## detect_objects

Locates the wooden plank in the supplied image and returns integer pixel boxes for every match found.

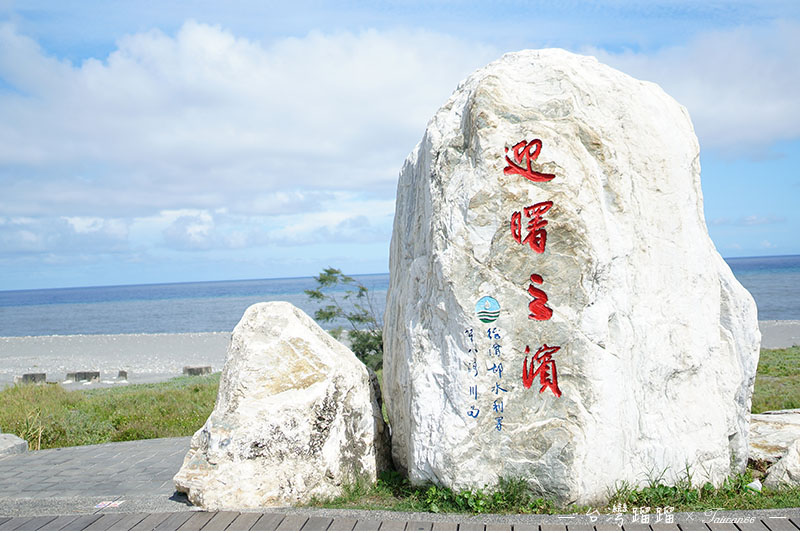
[539,526,566,532]
[456,524,485,531]
[15,516,58,531]
[378,520,407,531]
[106,513,150,531]
[328,517,357,531]
[84,514,128,531]
[59,514,102,531]
[177,512,215,531]
[762,518,798,531]
[301,516,333,531]
[202,511,241,531]
[0,517,33,531]
[225,512,262,531]
[705,521,738,531]
[406,522,432,531]
[790,518,800,531]
[352,520,381,531]
[485,525,511,531]
[250,513,287,531]
[431,523,457,531]
[276,515,309,531]
[38,516,82,531]
[673,523,707,531]
[509,525,537,532]
[621,523,650,531]
[130,512,175,531]
[594,523,623,531]
[649,522,680,531]
[744,520,769,531]
[153,512,195,531]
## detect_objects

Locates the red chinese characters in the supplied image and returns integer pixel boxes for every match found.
[527,274,552,321]
[504,139,556,182]
[511,201,553,253]
[522,344,561,397]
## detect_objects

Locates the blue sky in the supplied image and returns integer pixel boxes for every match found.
[1,1,798,290]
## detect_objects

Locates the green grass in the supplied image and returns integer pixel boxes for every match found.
[309,473,568,514]
[308,468,800,514]
[0,373,220,450]
[1,345,797,513]
[752,346,800,413]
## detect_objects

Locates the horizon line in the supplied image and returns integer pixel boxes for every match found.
[2,253,798,294]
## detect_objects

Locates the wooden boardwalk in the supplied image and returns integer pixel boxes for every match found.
[1,512,799,531]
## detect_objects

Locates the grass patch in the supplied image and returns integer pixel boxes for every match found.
[752,346,800,413]
[309,473,567,514]
[0,373,220,450]
[606,469,800,513]
[308,468,800,515]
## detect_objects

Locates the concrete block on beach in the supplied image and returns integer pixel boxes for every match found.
[117,370,128,380]
[383,48,760,505]
[20,373,46,384]
[74,371,100,382]
[183,366,211,376]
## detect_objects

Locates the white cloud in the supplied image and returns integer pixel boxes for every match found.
[0,22,496,218]
[585,20,800,152]
[0,22,495,263]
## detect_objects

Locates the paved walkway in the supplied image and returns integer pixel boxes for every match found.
[1,438,799,531]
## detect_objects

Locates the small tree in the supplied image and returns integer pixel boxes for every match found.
[305,267,383,370]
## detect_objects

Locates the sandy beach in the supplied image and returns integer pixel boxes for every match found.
[0,332,230,389]
[0,321,797,389]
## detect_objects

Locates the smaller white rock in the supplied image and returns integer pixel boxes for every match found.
[174,302,391,510]
[749,409,800,463]
[764,439,800,488]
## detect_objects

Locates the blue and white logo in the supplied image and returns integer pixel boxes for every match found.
[475,296,500,323]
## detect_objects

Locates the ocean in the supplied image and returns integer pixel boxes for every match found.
[0,255,798,338]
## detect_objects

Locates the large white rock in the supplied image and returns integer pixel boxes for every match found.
[174,302,391,509]
[383,49,760,505]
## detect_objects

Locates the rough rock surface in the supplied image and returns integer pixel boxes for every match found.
[174,302,391,509]
[764,438,800,488]
[383,49,760,505]
[0,433,28,457]
[750,409,800,463]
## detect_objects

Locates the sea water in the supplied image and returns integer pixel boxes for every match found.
[0,256,798,338]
